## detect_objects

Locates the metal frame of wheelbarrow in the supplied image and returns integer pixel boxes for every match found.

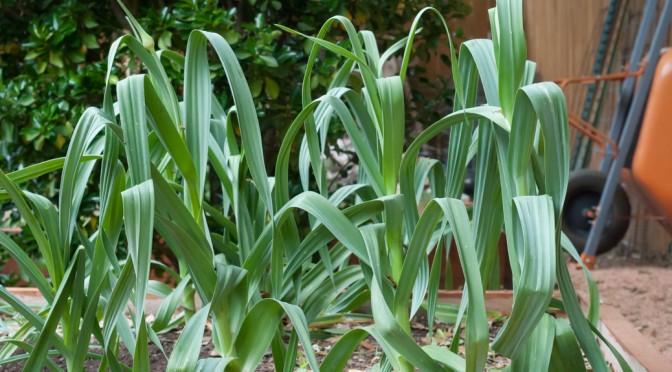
[560,0,672,269]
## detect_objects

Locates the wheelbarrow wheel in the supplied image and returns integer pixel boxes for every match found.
[562,170,631,255]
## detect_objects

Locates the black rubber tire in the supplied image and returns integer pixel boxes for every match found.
[561,170,631,255]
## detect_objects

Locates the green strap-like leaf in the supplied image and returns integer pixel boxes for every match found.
[122,180,155,327]
[152,276,191,332]
[195,357,237,371]
[275,95,384,206]
[0,166,62,286]
[278,199,384,284]
[104,30,179,123]
[234,299,319,372]
[132,318,150,372]
[58,108,108,267]
[0,232,52,301]
[492,196,556,358]
[140,75,200,212]
[369,281,452,371]
[509,313,555,371]
[117,75,152,185]
[549,317,586,372]
[460,39,500,105]
[166,303,211,372]
[440,199,489,371]
[187,30,273,214]
[511,83,569,216]
[556,249,608,371]
[400,106,507,234]
[25,248,84,370]
[154,214,216,301]
[445,40,481,200]
[0,156,99,198]
[184,32,213,208]
[210,264,248,354]
[0,340,65,371]
[72,275,105,371]
[302,265,364,322]
[495,0,527,121]
[0,287,69,358]
[378,76,405,196]
[276,192,369,263]
[560,234,599,325]
[398,7,462,102]
[320,329,370,372]
[471,124,504,287]
[103,261,136,350]
[422,344,466,371]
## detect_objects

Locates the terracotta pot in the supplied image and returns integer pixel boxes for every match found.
[0,230,179,286]
[443,233,512,290]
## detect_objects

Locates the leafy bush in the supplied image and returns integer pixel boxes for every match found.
[0,0,637,371]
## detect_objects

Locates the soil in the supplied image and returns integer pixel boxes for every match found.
[4,250,670,370]
[569,251,672,360]
[0,329,212,371]
[0,317,509,371]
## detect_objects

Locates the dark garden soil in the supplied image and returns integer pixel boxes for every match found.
[1,329,210,371]
[0,316,510,371]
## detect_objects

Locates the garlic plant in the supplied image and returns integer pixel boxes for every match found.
[0,0,632,371]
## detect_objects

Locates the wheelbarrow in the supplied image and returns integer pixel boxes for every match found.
[558,0,672,269]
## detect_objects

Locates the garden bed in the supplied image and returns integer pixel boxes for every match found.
[0,318,508,371]
[0,288,508,371]
[3,286,668,371]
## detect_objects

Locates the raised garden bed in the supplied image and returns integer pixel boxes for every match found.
[3,287,667,370]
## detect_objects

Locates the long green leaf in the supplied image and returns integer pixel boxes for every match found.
[495,0,527,120]
[0,156,99,196]
[234,299,319,372]
[378,76,405,195]
[0,232,52,300]
[187,31,272,213]
[58,108,107,267]
[117,76,152,185]
[133,318,150,372]
[492,196,556,358]
[369,281,452,371]
[122,180,155,327]
[0,166,62,285]
[103,261,136,349]
[510,313,555,371]
[320,329,370,372]
[549,318,586,372]
[25,248,84,370]
[0,287,69,357]
[439,199,489,371]
[166,304,211,372]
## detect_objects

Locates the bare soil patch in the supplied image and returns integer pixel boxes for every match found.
[570,253,672,360]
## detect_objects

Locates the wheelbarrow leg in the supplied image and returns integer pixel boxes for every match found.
[582,0,672,269]
[599,0,657,173]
